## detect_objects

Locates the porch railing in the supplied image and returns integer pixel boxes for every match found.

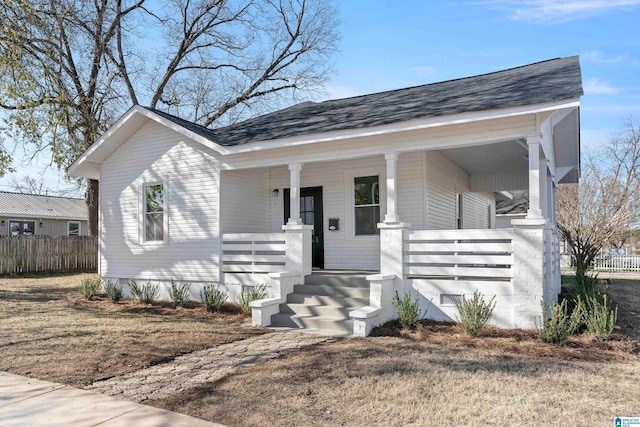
[221,233,286,277]
[404,229,514,280]
[593,255,640,272]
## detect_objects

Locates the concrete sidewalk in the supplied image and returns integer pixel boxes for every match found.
[0,372,224,427]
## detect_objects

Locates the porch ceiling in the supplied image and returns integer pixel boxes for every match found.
[440,140,528,175]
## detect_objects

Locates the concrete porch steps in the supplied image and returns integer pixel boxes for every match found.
[269,271,373,336]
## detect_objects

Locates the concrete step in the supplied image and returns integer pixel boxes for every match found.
[270,313,354,335]
[279,302,356,318]
[293,284,370,299]
[269,271,374,336]
[304,271,372,288]
[285,293,369,308]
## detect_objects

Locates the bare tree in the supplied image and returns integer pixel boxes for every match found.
[0,0,339,234]
[557,119,640,277]
[9,175,82,197]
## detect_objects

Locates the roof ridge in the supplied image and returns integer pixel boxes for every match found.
[317,56,571,104]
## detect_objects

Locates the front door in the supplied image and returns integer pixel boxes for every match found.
[284,186,324,269]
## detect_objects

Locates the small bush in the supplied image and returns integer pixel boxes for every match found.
[80,275,101,300]
[568,274,600,305]
[392,291,426,330]
[455,290,496,336]
[539,298,584,345]
[103,280,123,303]
[129,279,159,304]
[201,283,228,312]
[239,284,269,314]
[584,294,618,340]
[168,278,191,308]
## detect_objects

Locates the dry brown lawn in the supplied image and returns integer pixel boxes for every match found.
[0,274,267,387]
[152,278,640,427]
[155,335,640,427]
[2,274,640,426]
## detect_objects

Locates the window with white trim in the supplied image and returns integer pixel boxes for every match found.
[354,175,380,235]
[144,184,164,241]
[68,221,80,236]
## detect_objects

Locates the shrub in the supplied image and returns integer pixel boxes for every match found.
[103,280,123,303]
[584,294,618,340]
[80,274,101,300]
[568,274,600,305]
[539,298,584,345]
[201,283,228,312]
[455,290,496,336]
[168,278,191,308]
[239,284,269,314]
[129,279,159,304]
[392,291,426,330]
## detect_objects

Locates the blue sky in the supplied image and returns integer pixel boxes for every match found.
[1,0,639,195]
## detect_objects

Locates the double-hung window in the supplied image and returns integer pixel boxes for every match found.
[354,175,380,236]
[144,184,164,241]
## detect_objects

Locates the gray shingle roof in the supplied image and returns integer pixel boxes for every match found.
[146,56,582,147]
[0,192,88,220]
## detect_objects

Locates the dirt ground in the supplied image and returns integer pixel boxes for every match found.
[152,277,640,427]
[155,336,640,427]
[599,278,640,342]
[0,274,267,387]
[2,273,639,426]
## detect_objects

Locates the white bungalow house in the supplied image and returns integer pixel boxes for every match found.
[69,56,582,336]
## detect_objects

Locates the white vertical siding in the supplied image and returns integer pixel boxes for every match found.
[220,169,270,233]
[100,120,221,282]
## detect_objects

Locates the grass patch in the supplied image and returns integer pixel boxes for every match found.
[0,274,267,387]
[153,336,640,427]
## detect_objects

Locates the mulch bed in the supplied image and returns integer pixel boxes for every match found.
[62,295,248,321]
[372,319,639,362]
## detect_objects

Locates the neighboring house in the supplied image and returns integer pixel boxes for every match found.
[0,192,89,237]
[495,190,528,228]
[69,56,582,335]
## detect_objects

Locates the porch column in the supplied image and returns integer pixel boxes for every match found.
[287,163,302,225]
[547,175,556,226]
[384,152,400,224]
[526,136,543,219]
[539,159,549,220]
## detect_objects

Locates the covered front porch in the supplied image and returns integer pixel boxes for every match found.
[217,107,578,335]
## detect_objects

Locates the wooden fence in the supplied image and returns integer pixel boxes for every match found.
[0,235,98,275]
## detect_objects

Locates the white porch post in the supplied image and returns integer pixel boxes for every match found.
[354,152,410,336]
[526,136,543,219]
[287,163,302,225]
[384,152,399,224]
[511,135,548,328]
[539,159,549,220]
[282,162,312,282]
